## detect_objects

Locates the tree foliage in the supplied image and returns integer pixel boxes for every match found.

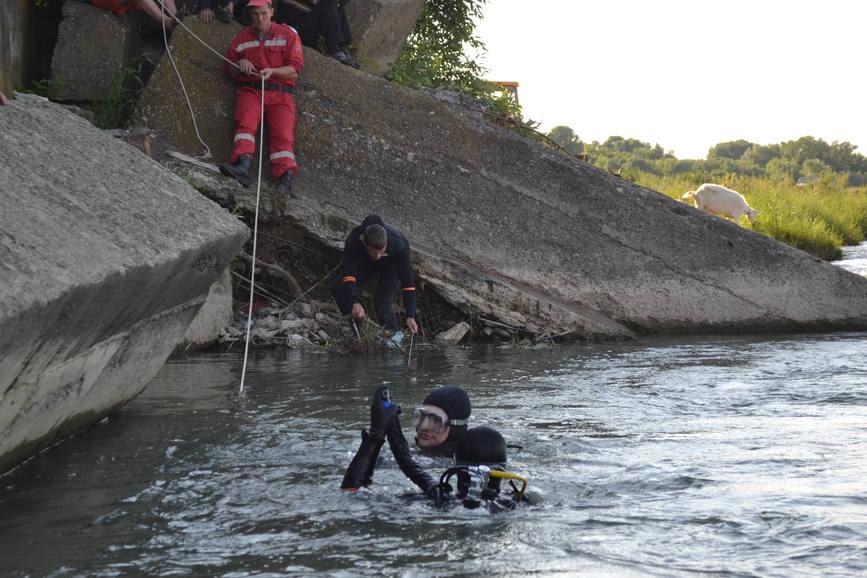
[388,0,487,92]
[548,124,867,186]
[547,126,583,154]
[387,0,523,122]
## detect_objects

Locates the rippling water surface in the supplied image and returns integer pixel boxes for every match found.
[2,330,867,577]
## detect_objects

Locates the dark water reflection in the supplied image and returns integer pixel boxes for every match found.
[2,333,867,577]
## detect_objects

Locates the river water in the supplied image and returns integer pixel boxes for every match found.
[2,249,866,577]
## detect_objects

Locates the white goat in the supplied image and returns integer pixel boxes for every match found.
[681,183,762,225]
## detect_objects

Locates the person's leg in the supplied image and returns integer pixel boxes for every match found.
[264,92,298,179]
[219,87,261,186]
[316,0,358,67]
[313,0,344,54]
[135,0,176,29]
[373,264,400,331]
[337,2,352,46]
[230,88,263,162]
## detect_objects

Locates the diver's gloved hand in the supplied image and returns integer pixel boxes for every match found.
[369,384,399,440]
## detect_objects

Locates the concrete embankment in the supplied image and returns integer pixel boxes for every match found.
[0,97,249,474]
[134,25,867,340]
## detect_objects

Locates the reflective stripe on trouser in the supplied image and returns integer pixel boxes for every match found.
[230,86,298,178]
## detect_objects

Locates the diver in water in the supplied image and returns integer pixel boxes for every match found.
[409,385,471,458]
[341,385,529,511]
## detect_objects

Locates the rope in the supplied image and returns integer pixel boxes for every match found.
[404,332,415,383]
[160,0,212,159]
[154,4,270,394]
[161,3,244,71]
[239,74,267,395]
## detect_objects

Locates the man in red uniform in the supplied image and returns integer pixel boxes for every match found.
[219,0,303,196]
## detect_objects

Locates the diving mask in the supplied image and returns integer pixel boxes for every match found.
[412,405,467,434]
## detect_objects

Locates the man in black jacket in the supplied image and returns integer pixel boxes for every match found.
[331,215,419,337]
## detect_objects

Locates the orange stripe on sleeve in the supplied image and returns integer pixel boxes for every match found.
[402,287,416,291]
[342,276,357,283]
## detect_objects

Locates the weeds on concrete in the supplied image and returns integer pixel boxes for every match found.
[94,59,147,129]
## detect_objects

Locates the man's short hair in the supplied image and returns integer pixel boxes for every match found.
[363,224,387,250]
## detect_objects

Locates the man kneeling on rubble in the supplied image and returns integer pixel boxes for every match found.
[219,0,303,196]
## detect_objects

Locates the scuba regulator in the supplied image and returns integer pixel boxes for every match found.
[434,464,528,509]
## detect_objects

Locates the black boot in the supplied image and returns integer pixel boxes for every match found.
[219,154,252,187]
[277,170,294,196]
[328,49,360,69]
[341,430,385,490]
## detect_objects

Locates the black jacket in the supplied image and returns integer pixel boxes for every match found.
[338,215,417,318]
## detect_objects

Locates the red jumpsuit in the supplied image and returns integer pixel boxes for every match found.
[224,23,304,178]
[88,0,141,14]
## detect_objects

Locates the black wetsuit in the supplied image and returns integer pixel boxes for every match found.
[330,215,417,331]
[343,420,525,512]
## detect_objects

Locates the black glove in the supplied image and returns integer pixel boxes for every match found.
[369,384,399,439]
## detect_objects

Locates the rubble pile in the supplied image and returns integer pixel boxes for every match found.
[218,299,406,352]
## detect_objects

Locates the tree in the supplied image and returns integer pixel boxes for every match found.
[603,136,649,154]
[388,0,488,93]
[707,139,753,160]
[547,125,584,154]
[766,157,799,181]
[802,158,832,176]
[741,143,779,167]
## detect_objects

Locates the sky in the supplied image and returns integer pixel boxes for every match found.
[474,0,866,160]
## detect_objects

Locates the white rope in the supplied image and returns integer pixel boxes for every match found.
[159,10,211,158]
[161,3,244,71]
[239,74,267,395]
[154,3,267,394]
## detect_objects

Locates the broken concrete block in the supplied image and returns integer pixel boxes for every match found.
[51,1,142,102]
[434,321,470,345]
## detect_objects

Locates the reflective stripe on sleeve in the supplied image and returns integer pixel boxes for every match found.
[402,287,416,291]
[236,40,261,52]
[342,276,357,283]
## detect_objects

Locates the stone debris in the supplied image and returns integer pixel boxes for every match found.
[434,321,470,345]
[217,298,394,352]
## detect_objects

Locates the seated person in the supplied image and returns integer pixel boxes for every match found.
[341,385,529,512]
[275,0,359,68]
[196,0,248,23]
[89,0,179,30]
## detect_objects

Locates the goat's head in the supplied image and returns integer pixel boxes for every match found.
[746,208,763,224]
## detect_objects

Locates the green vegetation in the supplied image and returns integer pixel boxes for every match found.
[545,126,867,261]
[630,173,867,261]
[18,77,65,98]
[388,0,524,125]
[387,0,866,262]
[557,133,867,187]
[93,59,148,129]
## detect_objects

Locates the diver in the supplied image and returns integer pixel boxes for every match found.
[409,385,471,458]
[341,385,529,511]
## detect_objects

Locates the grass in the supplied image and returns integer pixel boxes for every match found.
[93,59,147,129]
[632,173,867,260]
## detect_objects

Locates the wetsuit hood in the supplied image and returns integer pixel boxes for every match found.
[419,386,471,449]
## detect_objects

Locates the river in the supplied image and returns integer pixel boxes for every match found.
[1,248,866,577]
